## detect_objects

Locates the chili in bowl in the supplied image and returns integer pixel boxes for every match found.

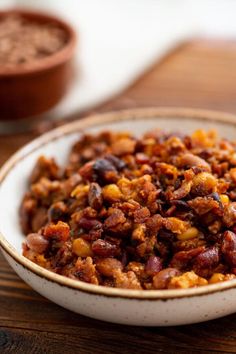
[1,108,236,325]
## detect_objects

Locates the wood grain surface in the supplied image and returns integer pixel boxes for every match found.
[1,39,236,353]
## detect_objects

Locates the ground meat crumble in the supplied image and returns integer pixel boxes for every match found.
[20,128,236,289]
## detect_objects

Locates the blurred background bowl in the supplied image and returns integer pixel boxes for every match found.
[0,9,76,121]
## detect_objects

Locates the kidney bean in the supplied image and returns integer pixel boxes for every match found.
[88,183,103,210]
[222,230,236,267]
[48,201,67,222]
[92,239,119,257]
[145,256,162,276]
[79,161,94,181]
[104,154,126,170]
[223,203,236,227]
[170,247,205,269]
[158,229,175,242]
[194,246,219,269]
[93,158,118,184]
[178,153,210,171]
[26,233,49,253]
[104,209,126,229]
[78,218,102,231]
[153,268,181,289]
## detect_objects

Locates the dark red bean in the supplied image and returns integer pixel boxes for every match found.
[88,183,103,210]
[145,256,162,276]
[104,154,126,170]
[92,239,119,257]
[78,218,102,231]
[79,161,94,181]
[48,201,67,222]
[222,230,236,267]
[194,246,219,268]
[104,209,126,229]
[88,228,103,241]
[170,247,205,269]
[153,268,181,289]
[93,158,118,183]
[26,233,49,253]
[178,153,210,171]
[158,229,175,242]
[135,153,149,164]
[223,203,236,227]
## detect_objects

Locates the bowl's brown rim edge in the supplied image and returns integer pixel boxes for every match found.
[1,106,236,300]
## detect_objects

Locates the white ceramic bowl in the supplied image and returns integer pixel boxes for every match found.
[1,107,236,326]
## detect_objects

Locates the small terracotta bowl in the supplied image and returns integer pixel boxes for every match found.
[1,107,236,326]
[0,9,76,121]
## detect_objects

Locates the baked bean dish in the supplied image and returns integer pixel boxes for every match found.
[20,129,236,289]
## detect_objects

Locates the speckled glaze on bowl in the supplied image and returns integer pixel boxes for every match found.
[1,107,236,326]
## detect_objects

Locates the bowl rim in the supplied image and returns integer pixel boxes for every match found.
[2,106,236,300]
[0,9,76,77]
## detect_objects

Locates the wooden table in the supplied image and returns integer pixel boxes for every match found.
[1,39,236,353]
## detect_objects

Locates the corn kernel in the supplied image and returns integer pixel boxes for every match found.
[72,238,92,257]
[144,138,156,145]
[71,185,89,198]
[209,273,225,284]
[132,224,146,242]
[191,129,217,148]
[220,194,229,206]
[192,172,217,195]
[36,254,47,267]
[168,271,208,289]
[117,177,132,195]
[143,138,156,156]
[198,277,208,286]
[102,184,123,202]
[224,274,236,281]
[164,217,189,234]
[177,227,199,241]
[230,153,236,165]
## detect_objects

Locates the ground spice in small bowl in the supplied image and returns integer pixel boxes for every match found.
[0,10,75,121]
[0,14,68,67]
